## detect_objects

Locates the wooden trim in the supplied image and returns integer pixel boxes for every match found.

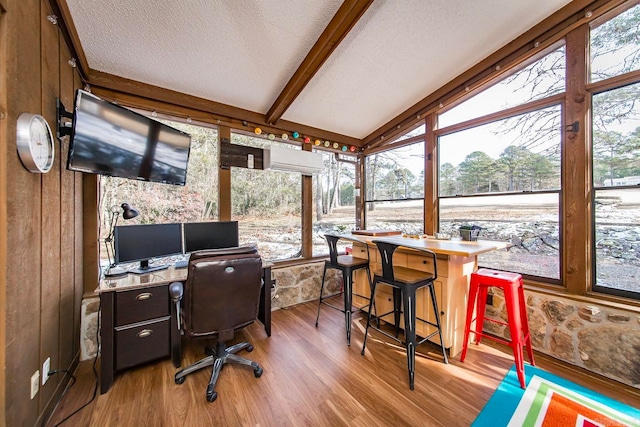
[424,115,437,235]
[355,154,363,230]
[218,126,231,221]
[50,0,89,79]
[361,0,625,148]
[586,68,640,93]
[301,144,313,258]
[434,93,566,136]
[0,2,7,422]
[265,0,373,124]
[363,134,426,156]
[40,2,62,406]
[364,132,426,153]
[58,33,78,381]
[82,174,99,294]
[87,74,361,147]
[588,0,640,27]
[563,25,591,296]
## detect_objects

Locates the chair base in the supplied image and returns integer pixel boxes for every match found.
[175,340,263,402]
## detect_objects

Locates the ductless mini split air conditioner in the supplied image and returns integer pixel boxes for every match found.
[263,145,323,175]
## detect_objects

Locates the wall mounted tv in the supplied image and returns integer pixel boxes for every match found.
[66,89,192,185]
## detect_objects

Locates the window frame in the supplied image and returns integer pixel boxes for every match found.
[588,80,640,299]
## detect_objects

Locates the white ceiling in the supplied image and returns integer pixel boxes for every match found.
[64,0,572,140]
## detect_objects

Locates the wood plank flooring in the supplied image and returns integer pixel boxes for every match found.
[46,297,640,426]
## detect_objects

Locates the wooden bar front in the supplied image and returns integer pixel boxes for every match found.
[347,234,510,357]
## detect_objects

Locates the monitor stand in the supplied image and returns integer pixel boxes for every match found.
[104,265,128,278]
[128,259,169,275]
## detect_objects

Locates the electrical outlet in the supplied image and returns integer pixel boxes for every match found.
[42,357,51,385]
[30,371,39,399]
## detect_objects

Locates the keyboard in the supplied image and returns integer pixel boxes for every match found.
[174,260,189,269]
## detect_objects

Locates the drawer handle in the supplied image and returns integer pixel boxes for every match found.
[137,329,153,338]
[136,292,152,301]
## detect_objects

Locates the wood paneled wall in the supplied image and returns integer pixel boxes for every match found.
[1,0,84,425]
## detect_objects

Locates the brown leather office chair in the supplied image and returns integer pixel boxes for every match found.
[171,246,264,402]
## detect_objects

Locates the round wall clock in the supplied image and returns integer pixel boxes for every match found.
[16,113,55,173]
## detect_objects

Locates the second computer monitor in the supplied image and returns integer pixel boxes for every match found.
[183,221,239,253]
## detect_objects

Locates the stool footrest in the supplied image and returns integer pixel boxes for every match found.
[319,300,371,314]
[364,320,443,349]
[469,330,532,347]
[468,330,511,347]
[471,316,509,328]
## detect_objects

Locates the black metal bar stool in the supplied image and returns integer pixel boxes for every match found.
[361,240,448,390]
[315,234,373,346]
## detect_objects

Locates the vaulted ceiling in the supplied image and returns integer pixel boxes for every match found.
[57,0,574,148]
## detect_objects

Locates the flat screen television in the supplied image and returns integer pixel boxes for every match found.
[66,89,192,185]
[114,223,183,274]
[183,221,239,253]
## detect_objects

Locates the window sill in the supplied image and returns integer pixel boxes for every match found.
[524,280,640,313]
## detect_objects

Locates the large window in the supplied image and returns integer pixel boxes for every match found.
[437,48,564,281]
[313,151,357,256]
[590,4,640,298]
[365,139,425,234]
[100,119,219,266]
[439,46,565,128]
[230,134,302,261]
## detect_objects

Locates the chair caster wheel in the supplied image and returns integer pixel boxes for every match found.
[175,376,186,385]
[254,367,263,378]
[246,345,254,352]
[206,384,217,402]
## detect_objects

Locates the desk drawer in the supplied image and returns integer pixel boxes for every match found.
[115,286,169,326]
[115,317,170,370]
[406,253,448,278]
[352,243,369,260]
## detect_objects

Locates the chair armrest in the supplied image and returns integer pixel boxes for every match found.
[169,282,184,329]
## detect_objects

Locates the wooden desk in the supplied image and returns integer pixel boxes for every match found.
[343,234,509,357]
[96,264,272,394]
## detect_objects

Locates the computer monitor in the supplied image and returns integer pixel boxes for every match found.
[114,223,183,273]
[183,221,239,253]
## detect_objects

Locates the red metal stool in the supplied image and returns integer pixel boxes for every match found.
[460,268,535,389]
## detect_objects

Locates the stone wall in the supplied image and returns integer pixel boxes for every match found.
[270,261,341,309]
[482,289,640,388]
[80,296,100,361]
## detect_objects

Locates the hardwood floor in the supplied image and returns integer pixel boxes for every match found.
[47,297,640,426]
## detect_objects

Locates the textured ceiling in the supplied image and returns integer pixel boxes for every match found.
[64,0,572,140]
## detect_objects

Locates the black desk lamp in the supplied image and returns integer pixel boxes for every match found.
[104,202,139,277]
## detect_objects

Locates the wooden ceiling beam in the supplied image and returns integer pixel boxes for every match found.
[264,0,374,125]
[360,0,625,149]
